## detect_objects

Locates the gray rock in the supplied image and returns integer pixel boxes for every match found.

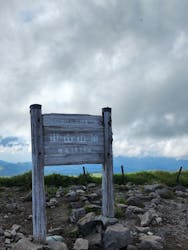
[55,186,64,198]
[6,203,17,212]
[4,230,11,238]
[71,185,86,191]
[127,205,145,214]
[73,238,89,250]
[0,227,4,236]
[11,224,21,232]
[23,191,32,202]
[47,198,58,208]
[48,241,68,250]
[46,235,64,243]
[103,223,132,250]
[48,227,64,235]
[141,210,158,227]
[95,215,118,228]
[76,189,86,195]
[66,191,79,202]
[139,235,163,250]
[144,184,164,193]
[77,212,97,236]
[87,183,96,189]
[70,208,86,223]
[156,188,173,199]
[5,238,11,244]
[135,226,150,233]
[126,197,144,208]
[124,210,141,227]
[116,203,128,210]
[85,233,102,248]
[127,245,138,250]
[175,190,188,197]
[70,201,84,209]
[87,193,98,201]
[13,238,44,250]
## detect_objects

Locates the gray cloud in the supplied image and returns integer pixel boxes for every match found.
[0,0,188,159]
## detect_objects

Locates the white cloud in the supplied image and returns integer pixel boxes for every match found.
[0,0,188,161]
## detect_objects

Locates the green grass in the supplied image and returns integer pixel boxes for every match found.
[0,170,188,189]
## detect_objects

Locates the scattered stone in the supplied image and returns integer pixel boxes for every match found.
[116,203,128,209]
[95,215,118,228]
[13,238,44,250]
[5,238,11,244]
[84,204,101,213]
[141,210,158,227]
[70,208,86,223]
[71,201,84,209]
[85,233,102,248]
[6,203,17,212]
[11,224,21,232]
[87,183,96,189]
[156,188,173,199]
[0,227,4,236]
[23,191,32,202]
[103,223,132,250]
[48,241,68,250]
[127,245,138,250]
[73,238,89,250]
[144,184,164,193]
[47,198,58,208]
[135,226,150,233]
[46,235,64,243]
[139,234,163,250]
[175,190,188,197]
[4,230,11,238]
[28,214,33,220]
[76,189,86,195]
[126,197,144,208]
[127,205,145,214]
[55,186,64,198]
[66,191,79,202]
[48,227,64,235]
[124,210,141,227]
[77,212,97,236]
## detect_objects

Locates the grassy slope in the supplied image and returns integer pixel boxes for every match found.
[0,170,188,189]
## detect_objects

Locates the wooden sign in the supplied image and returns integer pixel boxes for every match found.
[30,104,114,243]
[43,114,104,165]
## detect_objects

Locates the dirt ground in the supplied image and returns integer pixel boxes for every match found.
[0,185,188,249]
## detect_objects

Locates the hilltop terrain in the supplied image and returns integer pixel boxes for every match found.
[0,172,188,249]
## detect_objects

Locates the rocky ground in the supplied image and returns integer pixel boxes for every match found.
[0,182,188,249]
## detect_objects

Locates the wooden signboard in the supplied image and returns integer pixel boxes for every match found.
[30,104,114,242]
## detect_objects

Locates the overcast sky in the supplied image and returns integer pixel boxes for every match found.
[0,0,188,162]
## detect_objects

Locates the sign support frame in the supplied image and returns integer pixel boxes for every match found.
[30,104,114,242]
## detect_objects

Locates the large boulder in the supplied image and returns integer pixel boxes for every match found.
[103,223,132,250]
[156,188,173,199]
[73,238,89,250]
[77,212,97,236]
[126,197,144,208]
[138,235,163,250]
[70,208,86,223]
[13,238,45,250]
[48,241,68,250]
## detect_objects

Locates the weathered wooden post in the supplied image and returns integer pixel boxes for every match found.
[102,107,114,217]
[30,104,46,242]
[121,165,125,184]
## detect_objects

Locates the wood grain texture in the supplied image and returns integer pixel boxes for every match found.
[43,120,104,165]
[102,107,114,218]
[43,114,103,129]
[30,104,46,242]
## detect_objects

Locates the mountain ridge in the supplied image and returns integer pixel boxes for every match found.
[0,156,188,177]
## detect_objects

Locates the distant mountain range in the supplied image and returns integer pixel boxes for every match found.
[0,157,188,177]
